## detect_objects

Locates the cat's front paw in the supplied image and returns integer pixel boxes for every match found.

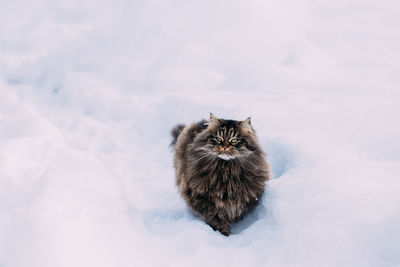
[209,222,231,236]
[218,226,231,236]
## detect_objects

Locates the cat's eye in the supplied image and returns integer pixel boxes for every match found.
[231,139,238,143]
[215,137,223,142]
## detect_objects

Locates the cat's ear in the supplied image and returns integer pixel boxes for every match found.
[239,117,254,134]
[209,113,220,126]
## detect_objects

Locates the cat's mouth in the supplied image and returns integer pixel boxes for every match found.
[217,154,236,161]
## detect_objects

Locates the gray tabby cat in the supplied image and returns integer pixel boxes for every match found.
[171,113,270,236]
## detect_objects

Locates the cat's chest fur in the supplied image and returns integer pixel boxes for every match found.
[185,158,256,223]
[188,158,254,205]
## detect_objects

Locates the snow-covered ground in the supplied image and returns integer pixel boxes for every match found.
[1,0,400,266]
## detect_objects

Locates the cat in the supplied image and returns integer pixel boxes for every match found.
[171,113,270,236]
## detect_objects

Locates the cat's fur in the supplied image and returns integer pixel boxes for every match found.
[171,113,270,236]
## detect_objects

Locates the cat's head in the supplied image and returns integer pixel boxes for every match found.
[196,113,259,161]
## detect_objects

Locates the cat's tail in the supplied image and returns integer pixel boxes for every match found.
[170,124,185,147]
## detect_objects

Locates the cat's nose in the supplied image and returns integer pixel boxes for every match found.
[219,145,229,151]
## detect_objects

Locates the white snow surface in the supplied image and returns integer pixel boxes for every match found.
[1,0,400,266]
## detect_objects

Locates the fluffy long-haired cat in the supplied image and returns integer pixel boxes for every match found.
[171,113,270,236]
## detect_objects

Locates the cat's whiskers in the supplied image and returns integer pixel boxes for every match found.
[190,151,216,166]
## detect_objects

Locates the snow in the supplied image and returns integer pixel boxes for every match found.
[1,0,400,266]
